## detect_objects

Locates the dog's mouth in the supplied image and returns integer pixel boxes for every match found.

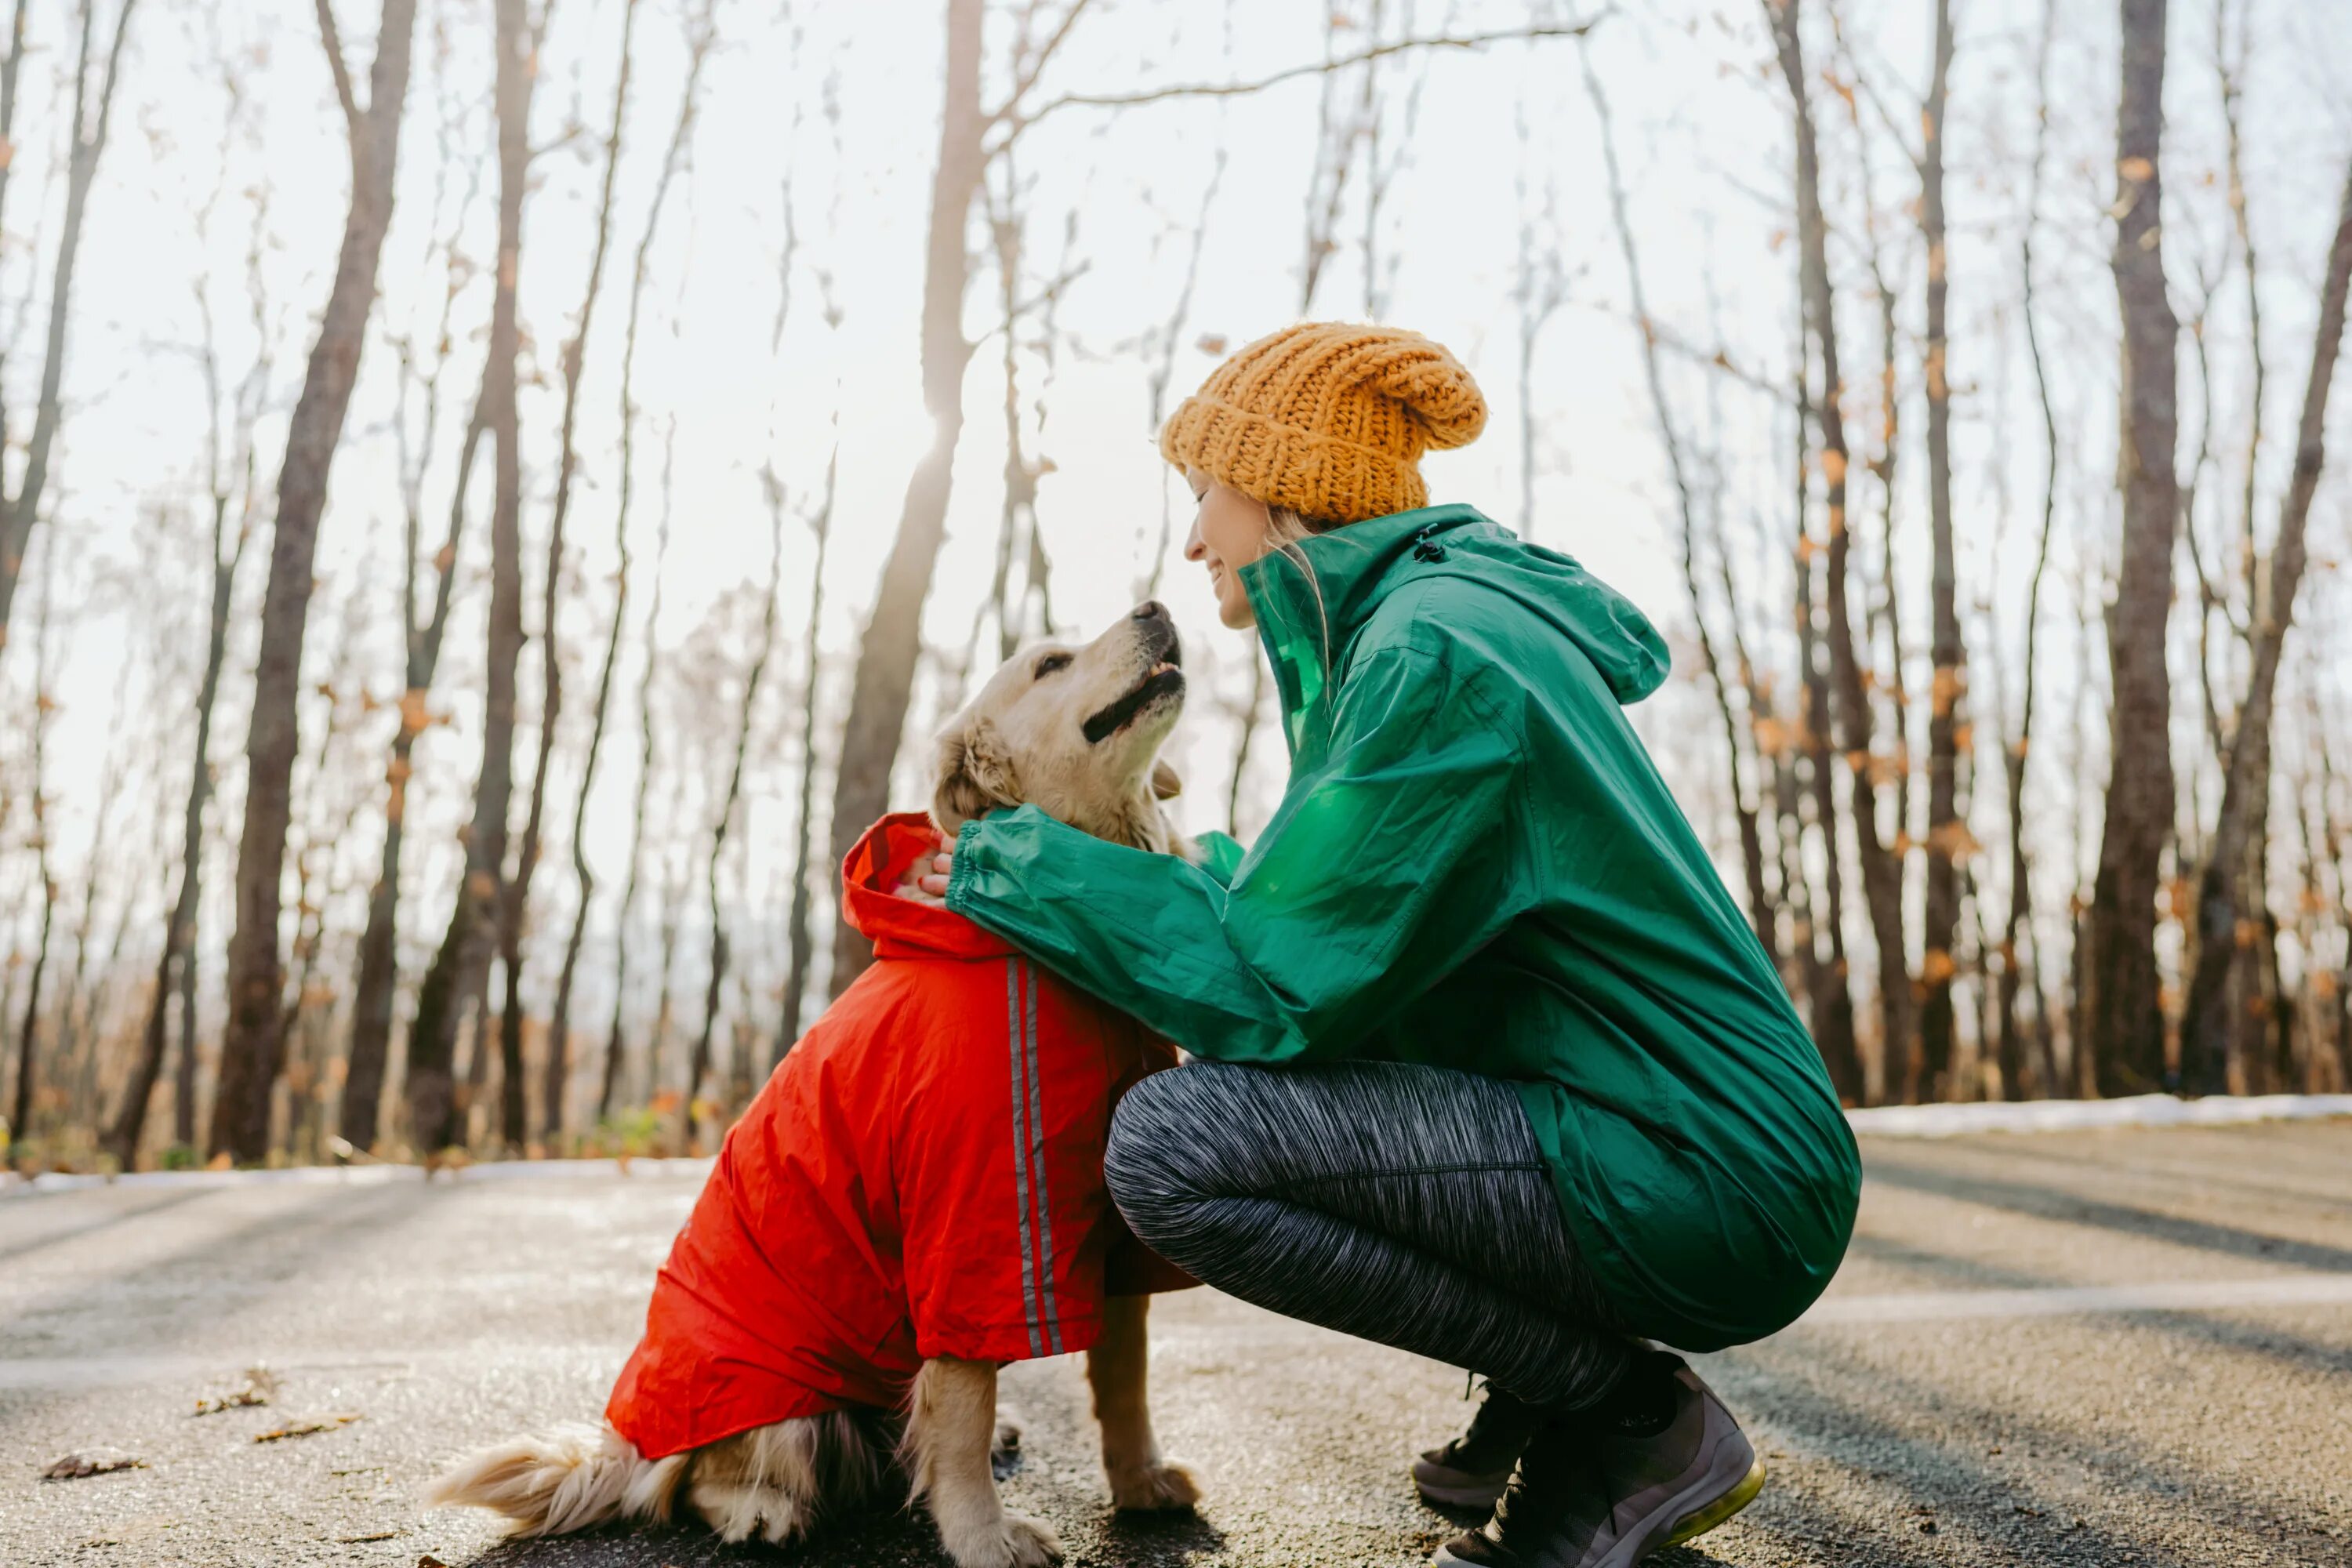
[1083,652,1185,746]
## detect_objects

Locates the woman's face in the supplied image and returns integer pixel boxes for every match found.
[1182,466,1275,629]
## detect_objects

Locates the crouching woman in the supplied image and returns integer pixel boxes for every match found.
[916,323,1861,1568]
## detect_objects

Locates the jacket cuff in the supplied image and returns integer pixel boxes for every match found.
[944,820,991,913]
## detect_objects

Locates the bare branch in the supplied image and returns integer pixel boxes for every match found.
[314,0,363,138]
[982,0,1096,133]
[992,15,1608,155]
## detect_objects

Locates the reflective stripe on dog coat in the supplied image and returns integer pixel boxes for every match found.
[603,813,1192,1461]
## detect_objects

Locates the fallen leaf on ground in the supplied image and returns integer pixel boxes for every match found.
[42,1448,147,1479]
[418,1555,450,1567]
[253,1412,363,1443]
[194,1363,279,1415]
[337,1530,400,1543]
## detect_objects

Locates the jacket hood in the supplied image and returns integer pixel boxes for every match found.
[842,813,1016,962]
[1239,505,1670,710]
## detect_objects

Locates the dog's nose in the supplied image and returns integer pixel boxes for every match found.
[1132,600,1168,624]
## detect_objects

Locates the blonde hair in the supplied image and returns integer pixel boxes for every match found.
[1261,506,1340,675]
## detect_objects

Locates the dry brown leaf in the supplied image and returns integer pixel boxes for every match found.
[253,1412,362,1443]
[2118,155,2155,183]
[194,1364,278,1416]
[42,1448,146,1480]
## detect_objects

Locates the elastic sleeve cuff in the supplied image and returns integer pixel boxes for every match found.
[944,819,992,913]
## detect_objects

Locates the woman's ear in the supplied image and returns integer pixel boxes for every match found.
[1150,758,1183,800]
[931,719,1019,833]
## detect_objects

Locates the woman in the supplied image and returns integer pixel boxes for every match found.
[911,323,1860,1567]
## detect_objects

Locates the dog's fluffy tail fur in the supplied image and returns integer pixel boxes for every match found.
[425,1422,688,1537]
[428,1411,895,1546]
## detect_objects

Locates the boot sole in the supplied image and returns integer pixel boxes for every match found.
[1662,1454,1765,1548]
[1415,1475,1511,1512]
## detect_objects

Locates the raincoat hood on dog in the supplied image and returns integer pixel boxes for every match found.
[948,506,1860,1355]
[604,815,1190,1461]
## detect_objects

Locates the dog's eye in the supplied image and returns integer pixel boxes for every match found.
[1033,652,1073,679]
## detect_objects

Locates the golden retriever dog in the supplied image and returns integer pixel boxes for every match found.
[428,602,1197,1567]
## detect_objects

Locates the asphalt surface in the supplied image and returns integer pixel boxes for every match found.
[4,1122,2349,1567]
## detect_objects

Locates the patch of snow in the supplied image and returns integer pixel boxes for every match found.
[1847,1091,2352,1138]
[0,1155,714,1200]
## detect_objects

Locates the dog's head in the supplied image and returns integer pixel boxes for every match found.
[931,601,1188,854]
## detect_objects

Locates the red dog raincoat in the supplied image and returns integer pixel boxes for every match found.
[604,814,1192,1460]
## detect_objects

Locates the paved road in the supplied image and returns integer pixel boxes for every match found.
[5,1122,2349,1567]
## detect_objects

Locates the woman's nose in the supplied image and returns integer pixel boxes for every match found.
[1183,517,1205,561]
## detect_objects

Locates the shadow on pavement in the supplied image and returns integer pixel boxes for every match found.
[457,1502,1226,1567]
[1862,1155,2352,1274]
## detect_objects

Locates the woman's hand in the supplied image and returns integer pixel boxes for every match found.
[893,827,956,906]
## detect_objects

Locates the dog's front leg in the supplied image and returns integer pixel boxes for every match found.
[1088,1294,1201,1510]
[906,1358,1062,1568]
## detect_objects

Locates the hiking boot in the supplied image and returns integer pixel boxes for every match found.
[1413,1384,1553,1511]
[1430,1356,1764,1566]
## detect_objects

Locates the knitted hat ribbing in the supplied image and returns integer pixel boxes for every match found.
[1159,322,1488,524]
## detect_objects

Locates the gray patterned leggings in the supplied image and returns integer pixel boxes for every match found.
[1103,1058,1636,1409]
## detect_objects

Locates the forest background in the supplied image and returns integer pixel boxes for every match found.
[3,0,2350,1171]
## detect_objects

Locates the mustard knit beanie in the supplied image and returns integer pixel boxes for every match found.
[1159,322,1488,524]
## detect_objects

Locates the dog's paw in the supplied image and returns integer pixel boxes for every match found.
[991,1414,1023,1459]
[1109,1458,1202,1512]
[945,1512,1062,1568]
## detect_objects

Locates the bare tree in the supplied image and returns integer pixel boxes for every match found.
[596,7,713,1126]
[601,431,675,1124]
[689,492,784,1127]
[775,439,837,1060]
[340,63,493,1152]
[2079,0,2182,1098]
[506,0,641,1148]
[2179,160,2352,1094]
[1766,0,1915,1096]
[212,0,421,1163]
[824,0,989,993]
[107,73,270,1166]
[8,559,58,1149]
[405,0,539,1155]
[1914,0,1969,1100]
[1580,42,1777,971]
[1994,0,2064,1103]
[0,0,140,648]
[539,0,650,1145]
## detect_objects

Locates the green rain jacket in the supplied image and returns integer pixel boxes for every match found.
[946,504,1860,1351]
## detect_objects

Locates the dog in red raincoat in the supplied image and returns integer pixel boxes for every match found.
[430,605,1200,1566]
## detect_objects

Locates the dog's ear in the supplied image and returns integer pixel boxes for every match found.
[1150,758,1183,800]
[931,719,1020,833]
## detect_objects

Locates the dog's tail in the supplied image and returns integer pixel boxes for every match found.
[425,1421,688,1537]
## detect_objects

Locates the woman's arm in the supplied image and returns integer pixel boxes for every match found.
[946,642,1523,1063]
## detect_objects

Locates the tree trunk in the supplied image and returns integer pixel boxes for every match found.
[8,576,57,1147]
[778,445,837,1062]
[2080,0,2183,1098]
[1916,0,1969,1100]
[1795,350,1863,1103]
[107,485,246,1167]
[212,0,420,1163]
[825,0,985,996]
[343,411,480,1152]
[2178,158,2352,1094]
[535,0,642,1146]
[405,0,531,1155]
[689,488,785,1127]
[1581,44,1777,971]
[0,0,138,645]
[596,16,708,1125]
[1998,0,2063,1103]
[1766,0,1914,1097]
